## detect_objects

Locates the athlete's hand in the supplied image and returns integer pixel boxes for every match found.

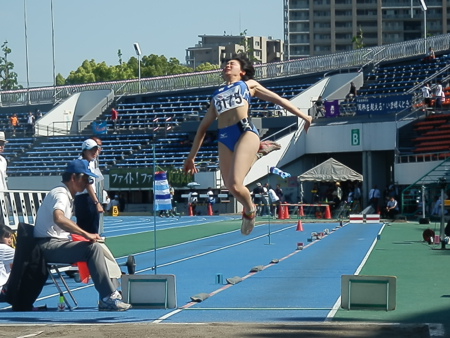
[183,157,197,175]
[96,203,104,214]
[303,116,312,133]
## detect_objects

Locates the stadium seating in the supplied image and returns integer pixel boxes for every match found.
[410,113,450,155]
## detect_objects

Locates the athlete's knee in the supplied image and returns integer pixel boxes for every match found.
[227,183,246,197]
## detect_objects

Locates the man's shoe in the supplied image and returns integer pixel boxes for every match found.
[98,298,131,311]
[241,207,256,235]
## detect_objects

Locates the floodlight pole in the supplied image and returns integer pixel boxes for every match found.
[23,0,31,105]
[420,0,428,54]
[133,43,142,94]
[51,0,56,102]
[424,9,427,54]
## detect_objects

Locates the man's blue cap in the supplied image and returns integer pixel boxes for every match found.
[65,159,98,178]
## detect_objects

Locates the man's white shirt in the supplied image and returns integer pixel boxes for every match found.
[34,183,73,239]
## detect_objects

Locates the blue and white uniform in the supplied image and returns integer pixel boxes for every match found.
[213,81,259,151]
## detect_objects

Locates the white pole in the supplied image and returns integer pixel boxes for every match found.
[138,54,141,94]
[51,0,56,101]
[24,0,31,104]
[424,9,427,54]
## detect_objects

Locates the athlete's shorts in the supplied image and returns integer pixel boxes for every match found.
[218,118,259,152]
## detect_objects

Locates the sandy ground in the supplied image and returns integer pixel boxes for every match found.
[0,323,432,338]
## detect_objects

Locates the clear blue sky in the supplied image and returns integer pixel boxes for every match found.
[0,0,283,88]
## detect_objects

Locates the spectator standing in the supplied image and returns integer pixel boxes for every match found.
[111,108,118,132]
[33,159,131,311]
[26,112,35,136]
[110,195,120,212]
[332,182,343,209]
[268,185,280,218]
[118,194,126,212]
[422,83,431,110]
[275,184,284,202]
[261,183,271,216]
[206,187,215,204]
[102,190,110,213]
[252,183,263,216]
[188,189,198,215]
[435,80,443,110]
[74,139,104,234]
[9,114,19,137]
[368,184,381,211]
[352,182,362,212]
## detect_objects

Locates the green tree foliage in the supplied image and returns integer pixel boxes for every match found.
[57,50,222,85]
[352,26,364,50]
[0,41,22,90]
[60,53,197,85]
[237,29,259,64]
[55,73,65,86]
[194,62,220,72]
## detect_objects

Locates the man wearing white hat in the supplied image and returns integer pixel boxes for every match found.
[0,132,8,191]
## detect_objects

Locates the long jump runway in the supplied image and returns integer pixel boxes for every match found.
[0,216,383,324]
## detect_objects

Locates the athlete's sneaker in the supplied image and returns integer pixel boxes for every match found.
[98,297,131,311]
[257,140,282,159]
[241,207,256,235]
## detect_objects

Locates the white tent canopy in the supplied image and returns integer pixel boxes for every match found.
[299,158,363,182]
[298,158,363,201]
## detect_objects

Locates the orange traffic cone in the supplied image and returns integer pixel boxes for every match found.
[188,203,193,216]
[277,203,285,219]
[296,219,303,231]
[207,203,213,216]
[298,205,304,217]
[324,205,331,219]
[284,203,290,219]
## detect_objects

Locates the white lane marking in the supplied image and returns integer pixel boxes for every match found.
[325,222,385,321]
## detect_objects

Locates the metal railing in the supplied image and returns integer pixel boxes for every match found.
[1,34,449,107]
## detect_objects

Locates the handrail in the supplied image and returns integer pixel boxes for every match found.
[261,122,298,141]
[1,34,450,107]
[407,63,450,94]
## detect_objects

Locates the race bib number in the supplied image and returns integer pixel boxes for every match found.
[214,86,245,114]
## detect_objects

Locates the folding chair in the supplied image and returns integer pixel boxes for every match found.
[46,263,78,310]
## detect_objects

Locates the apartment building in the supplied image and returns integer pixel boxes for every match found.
[185,35,284,68]
[284,0,447,59]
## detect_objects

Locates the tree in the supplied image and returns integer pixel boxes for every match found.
[237,29,259,64]
[352,26,364,50]
[195,62,220,72]
[0,41,22,90]
[60,53,195,85]
[55,73,65,86]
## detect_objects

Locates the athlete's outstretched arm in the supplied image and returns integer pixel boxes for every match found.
[249,80,312,132]
[183,104,216,174]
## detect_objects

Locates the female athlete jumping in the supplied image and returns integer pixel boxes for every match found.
[183,54,311,235]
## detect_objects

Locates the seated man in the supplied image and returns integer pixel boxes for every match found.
[0,224,14,302]
[34,159,131,311]
[385,196,399,221]
[313,96,325,118]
